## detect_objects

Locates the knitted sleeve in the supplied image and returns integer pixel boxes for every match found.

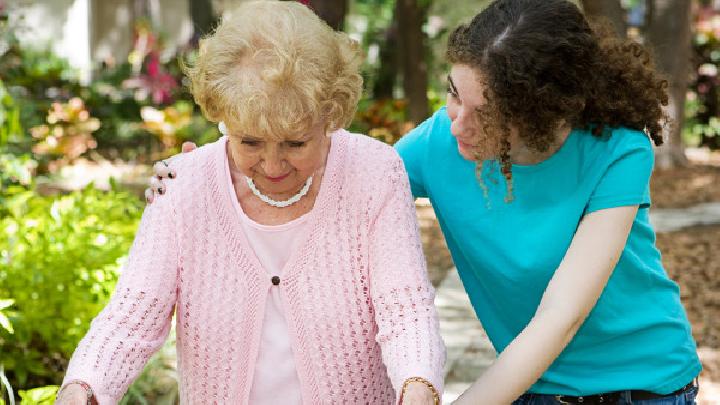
[61,191,180,404]
[368,152,446,401]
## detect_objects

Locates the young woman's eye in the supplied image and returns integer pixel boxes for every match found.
[446,86,458,99]
[287,141,306,148]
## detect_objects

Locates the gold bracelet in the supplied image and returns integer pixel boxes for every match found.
[400,376,440,405]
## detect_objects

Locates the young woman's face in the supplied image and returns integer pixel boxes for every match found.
[445,64,498,161]
[226,122,330,197]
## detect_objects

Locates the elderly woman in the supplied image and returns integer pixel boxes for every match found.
[55,2,444,404]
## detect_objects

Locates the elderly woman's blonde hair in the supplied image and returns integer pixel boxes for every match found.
[184,0,363,140]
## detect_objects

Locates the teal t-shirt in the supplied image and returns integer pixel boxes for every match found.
[394,107,701,396]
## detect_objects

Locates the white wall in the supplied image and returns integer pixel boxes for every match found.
[15,0,92,83]
[14,0,193,83]
[157,0,194,59]
[91,0,133,67]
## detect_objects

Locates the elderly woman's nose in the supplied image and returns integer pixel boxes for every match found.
[261,155,287,176]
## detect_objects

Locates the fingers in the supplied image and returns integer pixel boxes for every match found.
[148,160,170,204]
[150,176,166,195]
[153,160,174,179]
[149,145,190,204]
[144,174,166,204]
[182,142,197,153]
[144,188,155,204]
[152,143,194,181]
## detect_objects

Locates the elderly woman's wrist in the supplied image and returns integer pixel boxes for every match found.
[56,380,97,405]
[400,376,440,404]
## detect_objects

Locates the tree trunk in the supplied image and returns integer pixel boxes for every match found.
[580,0,627,38]
[308,0,348,31]
[645,0,692,168]
[396,0,430,125]
[189,0,215,43]
[372,12,399,99]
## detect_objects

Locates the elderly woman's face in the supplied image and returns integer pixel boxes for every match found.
[227,122,330,196]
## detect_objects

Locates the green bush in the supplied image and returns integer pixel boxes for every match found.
[0,79,25,150]
[0,183,143,390]
[18,385,58,405]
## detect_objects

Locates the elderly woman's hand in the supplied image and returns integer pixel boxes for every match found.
[54,383,94,405]
[401,381,438,405]
[145,141,197,203]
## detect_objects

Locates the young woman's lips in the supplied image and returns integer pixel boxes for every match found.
[266,173,290,183]
[456,138,474,149]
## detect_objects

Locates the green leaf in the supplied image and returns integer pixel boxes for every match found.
[0,312,13,334]
[18,385,59,405]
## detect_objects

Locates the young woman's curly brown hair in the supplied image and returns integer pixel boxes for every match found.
[446,0,668,198]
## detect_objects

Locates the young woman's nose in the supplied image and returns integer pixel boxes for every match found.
[450,106,476,140]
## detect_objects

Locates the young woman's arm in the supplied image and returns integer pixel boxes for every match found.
[454,205,639,405]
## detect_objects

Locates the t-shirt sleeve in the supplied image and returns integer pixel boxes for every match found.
[394,112,439,199]
[585,131,654,214]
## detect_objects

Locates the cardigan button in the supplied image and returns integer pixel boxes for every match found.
[271,276,280,286]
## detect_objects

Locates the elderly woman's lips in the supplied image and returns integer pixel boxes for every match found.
[266,173,290,182]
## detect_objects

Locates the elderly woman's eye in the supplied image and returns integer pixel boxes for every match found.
[241,139,261,147]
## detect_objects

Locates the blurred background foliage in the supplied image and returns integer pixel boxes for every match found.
[0,0,719,403]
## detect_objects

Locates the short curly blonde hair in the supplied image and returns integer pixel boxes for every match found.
[184,0,363,140]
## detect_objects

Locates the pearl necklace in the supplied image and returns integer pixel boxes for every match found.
[245,175,313,208]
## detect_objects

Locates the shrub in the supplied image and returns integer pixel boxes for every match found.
[0,183,143,390]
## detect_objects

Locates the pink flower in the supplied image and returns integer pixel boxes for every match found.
[147,53,160,77]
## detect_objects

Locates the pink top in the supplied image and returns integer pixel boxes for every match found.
[238,202,308,404]
[62,131,445,404]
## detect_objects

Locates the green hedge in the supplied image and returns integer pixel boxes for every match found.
[0,183,143,390]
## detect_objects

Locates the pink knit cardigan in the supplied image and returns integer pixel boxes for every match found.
[62,131,445,404]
